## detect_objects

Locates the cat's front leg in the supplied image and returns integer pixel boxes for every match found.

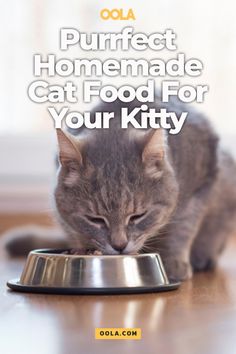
[160,251,193,282]
[157,195,208,282]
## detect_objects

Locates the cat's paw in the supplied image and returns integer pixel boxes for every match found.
[163,258,193,282]
[190,253,217,271]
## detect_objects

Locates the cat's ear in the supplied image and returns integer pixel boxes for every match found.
[142,129,166,178]
[56,129,82,166]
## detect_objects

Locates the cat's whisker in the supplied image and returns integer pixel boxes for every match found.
[140,245,160,253]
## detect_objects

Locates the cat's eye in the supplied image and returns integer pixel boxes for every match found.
[85,215,107,227]
[129,212,147,224]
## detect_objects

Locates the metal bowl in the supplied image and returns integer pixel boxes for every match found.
[7,249,180,294]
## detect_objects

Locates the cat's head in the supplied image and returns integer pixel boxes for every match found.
[54,126,178,254]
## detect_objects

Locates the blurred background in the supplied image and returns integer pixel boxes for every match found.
[0,0,236,230]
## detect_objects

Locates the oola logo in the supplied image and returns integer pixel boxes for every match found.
[100,8,136,21]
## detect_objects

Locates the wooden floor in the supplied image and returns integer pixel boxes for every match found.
[1,216,236,354]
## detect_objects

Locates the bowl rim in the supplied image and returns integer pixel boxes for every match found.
[28,249,163,259]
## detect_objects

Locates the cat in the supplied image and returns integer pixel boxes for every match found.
[3,95,236,281]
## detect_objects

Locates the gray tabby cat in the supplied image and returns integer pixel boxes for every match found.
[4,96,236,281]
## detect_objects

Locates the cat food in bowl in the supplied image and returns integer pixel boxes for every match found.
[62,248,103,255]
[7,249,180,294]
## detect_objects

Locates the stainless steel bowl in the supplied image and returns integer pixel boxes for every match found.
[7,249,180,294]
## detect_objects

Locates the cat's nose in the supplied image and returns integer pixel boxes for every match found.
[111,241,128,253]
